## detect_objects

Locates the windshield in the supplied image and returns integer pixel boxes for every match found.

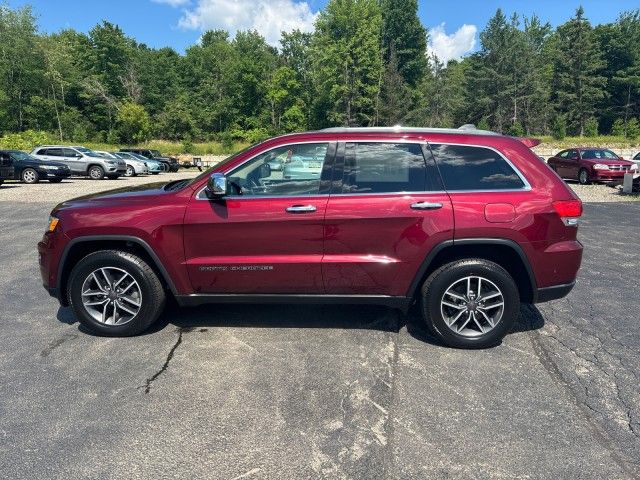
[73,147,105,158]
[185,142,263,188]
[581,149,619,160]
[150,150,162,157]
[9,151,35,161]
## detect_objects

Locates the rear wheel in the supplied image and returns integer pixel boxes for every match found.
[88,165,105,180]
[578,168,590,185]
[67,250,166,336]
[420,259,520,349]
[22,168,39,184]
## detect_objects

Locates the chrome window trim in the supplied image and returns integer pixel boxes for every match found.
[428,142,532,192]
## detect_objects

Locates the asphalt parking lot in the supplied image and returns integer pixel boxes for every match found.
[0,191,639,478]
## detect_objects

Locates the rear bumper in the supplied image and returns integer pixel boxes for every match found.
[534,281,576,303]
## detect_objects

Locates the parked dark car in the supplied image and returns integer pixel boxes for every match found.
[0,151,15,186]
[119,148,180,172]
[40,126,583,348]
[0,150,70,184]
[547,148,637,185]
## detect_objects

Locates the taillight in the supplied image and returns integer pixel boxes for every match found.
[553,200,582,226]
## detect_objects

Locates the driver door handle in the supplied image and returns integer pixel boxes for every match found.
[286,205,317,214]
[411,202,443,211]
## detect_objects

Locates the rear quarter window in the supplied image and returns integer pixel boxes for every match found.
[429,144,526,191]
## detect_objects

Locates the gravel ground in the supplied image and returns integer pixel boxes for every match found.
[0,169,638,205]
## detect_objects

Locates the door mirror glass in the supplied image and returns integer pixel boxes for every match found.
[206,173,227,198]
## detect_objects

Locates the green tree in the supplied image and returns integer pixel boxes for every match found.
[552,7,606,136]
[311,0,383,127]
[116,102,151,143]
[380,0,428,87]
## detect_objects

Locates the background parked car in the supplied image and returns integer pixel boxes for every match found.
[0,151,16,186]
[31,145,126,180]
[113,152,162,175]
[0,150,71,184]
[547,148,637,185]
[119,148,180,172]
[94,150,148,177]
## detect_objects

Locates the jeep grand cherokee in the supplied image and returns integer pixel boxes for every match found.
[38,127,583,348]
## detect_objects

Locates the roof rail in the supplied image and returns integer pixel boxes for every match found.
[319,125,500,136]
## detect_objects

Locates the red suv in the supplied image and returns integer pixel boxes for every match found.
[547,148,637,185]
[38,127,583,348]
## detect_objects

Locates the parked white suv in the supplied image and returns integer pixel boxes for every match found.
[31,146,126,180]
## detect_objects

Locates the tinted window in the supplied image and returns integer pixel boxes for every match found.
[63,148,79,157]
[430,144,526,191]
[342,143,427,194]
[227,143,329,197]
[581,149,619,160]
[47,148,64,157]
[558,150,569,158]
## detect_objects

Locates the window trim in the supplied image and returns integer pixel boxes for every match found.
[196,140,336,200]
[427,142,532,193]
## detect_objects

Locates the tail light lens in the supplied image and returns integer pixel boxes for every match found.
[553,200,582,226]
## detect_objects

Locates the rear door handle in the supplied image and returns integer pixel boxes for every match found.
[286,205,317,214]
[411,202,443,210]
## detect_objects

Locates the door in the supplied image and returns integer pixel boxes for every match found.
[565,149,581,179]
[183,142,336,294]
[61,148,82,173]
[323,142,454,297]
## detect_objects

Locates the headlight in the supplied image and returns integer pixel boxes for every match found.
[630,163,639,171]
[42,165,59,170]
[106,160,117,165]
[47,216,59,232]
[593,164,610,170]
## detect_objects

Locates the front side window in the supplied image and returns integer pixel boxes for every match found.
[341,143,429,194]
[226,143,329,197]
[47,148,64,157]
[430,144,526,191]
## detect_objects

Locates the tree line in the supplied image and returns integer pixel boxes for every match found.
[1,0,639,147]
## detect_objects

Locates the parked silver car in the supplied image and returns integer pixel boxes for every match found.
[114,152,163,175]
[94,150,148,177]
[31,146,126,180]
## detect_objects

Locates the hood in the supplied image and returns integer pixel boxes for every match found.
[54,181,172,211]
[582,158,635,166]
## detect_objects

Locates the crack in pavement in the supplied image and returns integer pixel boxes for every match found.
[529,329,639,479]
[142,328,186,394]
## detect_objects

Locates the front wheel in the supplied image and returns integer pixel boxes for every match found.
[68,250,166,336]
[88,165,105,180]
[578,168,590,185]
[125,165,135,177]
[420,259,520,349]
[22,168,39,184]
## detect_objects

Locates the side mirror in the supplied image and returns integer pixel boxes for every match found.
[206,173,227,198]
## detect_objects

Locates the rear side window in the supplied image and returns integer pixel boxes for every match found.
[429,144,526,191]
[342,143,431,194]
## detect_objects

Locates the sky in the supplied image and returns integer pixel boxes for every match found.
[7,0,640,62]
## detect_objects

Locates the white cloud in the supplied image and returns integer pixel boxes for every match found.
[174,0,317,46]
[152,0,190,6]
[428,23,477,64]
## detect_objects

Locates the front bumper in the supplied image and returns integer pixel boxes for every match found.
[593,170,628,184]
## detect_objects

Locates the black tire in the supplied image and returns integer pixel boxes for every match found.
[22,168,39,184]
[125,165,135,177]
[420,259,520,349]
[67,250,166,336]
[107,175,120,180]
[0,180,3,186]
[88,165,105,180]
[49,178,63,183]
[578,168,590,185]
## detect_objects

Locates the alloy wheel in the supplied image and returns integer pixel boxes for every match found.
[23,169,37,183]
[440,276,505,337]
[81,267,142,326]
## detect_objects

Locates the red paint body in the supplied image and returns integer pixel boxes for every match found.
[38,130,584,305]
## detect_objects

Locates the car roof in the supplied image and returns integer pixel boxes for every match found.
[319,125,500,136]
[36,145,86,149]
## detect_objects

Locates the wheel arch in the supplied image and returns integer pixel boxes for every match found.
[407,238,537,304]
[57,236,178,307]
